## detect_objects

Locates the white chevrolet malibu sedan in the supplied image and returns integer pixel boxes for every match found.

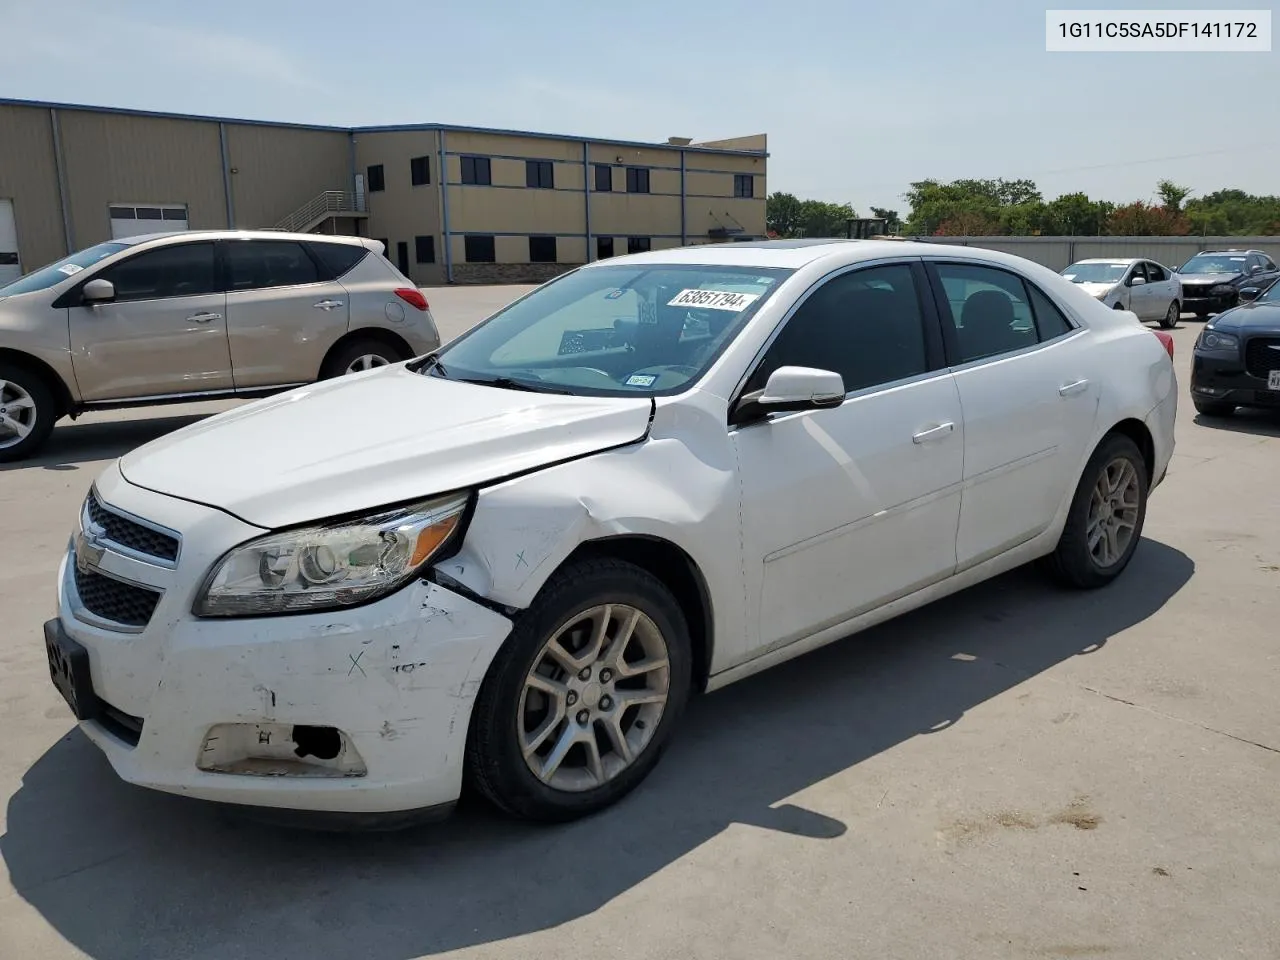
[45,239,1177,824]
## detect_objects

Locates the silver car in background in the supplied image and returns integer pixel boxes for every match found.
[0,231,440,461]
[1061,258,1181,329]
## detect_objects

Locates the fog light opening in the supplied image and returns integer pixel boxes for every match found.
[293,724,342,761]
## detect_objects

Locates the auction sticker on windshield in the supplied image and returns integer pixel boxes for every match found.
[667,289,761,311]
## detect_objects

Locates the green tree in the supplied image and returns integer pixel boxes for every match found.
[1044,192,1110,235]
[869,206,902,232]
[766,191,803,238]
[1104,201,1191,236]
[797,199,856,238]
[1156,179,1192,212]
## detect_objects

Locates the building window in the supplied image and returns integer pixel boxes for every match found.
[461,156,492,186]
[627,236,651,254]
[415,235,436,264]
[626,167,650,194]
[465,235,496,262]
[594,164,613,192]
[528,236,557,263]
[734,174,754,198]
[597,236,615,259]
[526,160,554,189]
[367,165,385,192]
[410,156,431,186]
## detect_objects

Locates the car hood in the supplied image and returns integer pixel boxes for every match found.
[1073,281,1116,297]
[118,365,655,529]
[1176,272,1240,285]
[1207,300,1280,331]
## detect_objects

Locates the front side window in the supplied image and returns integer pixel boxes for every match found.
[225,240,320,291]
[98,242,216,301]
[433,263,793,397]
[1145,262,1166,282]
[745,264,929,395]
[0,241,128,297]
[933,262,1072,363]
[1127,262,1148,284]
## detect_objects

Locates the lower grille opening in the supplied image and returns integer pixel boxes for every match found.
[73,564,161,629]
[98,701,144,747]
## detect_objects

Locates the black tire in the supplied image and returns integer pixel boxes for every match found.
[1193,398,1235,417]
[1112,302,1125,310]
[0,361,58,463]
[320,337,407,379]
[1159,300,1179,329]
[1193,311,1209,321]
[465,557,693,822]
[1042,433,1149,590]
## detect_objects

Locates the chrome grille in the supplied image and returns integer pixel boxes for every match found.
[1245,337,1280,380]
[85,490,179,562]
[73,564,161,628]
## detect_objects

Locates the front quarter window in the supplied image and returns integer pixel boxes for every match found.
[429,263,793,396]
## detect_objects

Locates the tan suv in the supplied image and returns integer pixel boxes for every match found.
[0,230,440,461]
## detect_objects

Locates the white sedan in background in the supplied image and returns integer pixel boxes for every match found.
[1061,258,1182,329]
[46,239,1177,825]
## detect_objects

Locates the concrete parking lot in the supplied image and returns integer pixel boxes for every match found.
[1,301,1278,960]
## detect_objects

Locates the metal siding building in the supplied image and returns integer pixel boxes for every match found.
[0,99,768,285]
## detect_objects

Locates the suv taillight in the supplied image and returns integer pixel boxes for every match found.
[395,288,429,311]
[1153,330,1174,359]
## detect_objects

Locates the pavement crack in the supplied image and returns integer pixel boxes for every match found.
[1081,685,1280,756]
[24,850,131,892]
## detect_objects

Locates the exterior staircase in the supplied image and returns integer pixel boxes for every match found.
[272,190,368,234]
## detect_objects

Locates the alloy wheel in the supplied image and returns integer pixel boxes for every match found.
[345,354,390,374]
[518,603,670,792]
[0,379,37,450]
[1087,457,1141,568]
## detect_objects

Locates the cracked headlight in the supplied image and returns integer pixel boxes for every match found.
[195,493,469,617]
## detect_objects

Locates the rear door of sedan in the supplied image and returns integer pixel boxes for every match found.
[732,260,965,653]
[925,260,1099,571]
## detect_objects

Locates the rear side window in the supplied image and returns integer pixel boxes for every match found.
[1027,284,1074,339]
[225,240,320,291]
[1145,262,1167,282]
[308,241,368,279]
[932,263,1050,363]
[98,242,217,302]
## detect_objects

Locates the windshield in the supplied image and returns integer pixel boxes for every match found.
[430,263,794,396]
[1061,262,1127,284]
[0,242,130,298]
[1258,279,1280,303]
[1179,255,1248,275]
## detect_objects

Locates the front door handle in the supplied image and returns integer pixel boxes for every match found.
[313,300,344,310]
[186,312,221,324]
[1059,378,1090,397]
[912,421,955,444]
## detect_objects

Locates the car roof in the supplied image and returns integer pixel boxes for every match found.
[1191,249,1261,255]
[1070,258,1138,265]
[589,238,1042,271]
[116,230,369,247]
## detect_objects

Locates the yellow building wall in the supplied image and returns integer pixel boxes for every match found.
[0,105,65,269]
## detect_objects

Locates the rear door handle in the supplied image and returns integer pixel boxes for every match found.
[186,312,221,324]
[313,300,344,310]
[912,421,955,444]
[1059,378,1090,397]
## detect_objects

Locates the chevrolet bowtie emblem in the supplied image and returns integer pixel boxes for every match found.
[75,520,107,572]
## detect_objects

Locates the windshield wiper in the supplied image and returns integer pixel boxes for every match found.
[457,375,573,395]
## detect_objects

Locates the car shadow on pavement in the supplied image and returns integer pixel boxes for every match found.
[0,414,212,472]
[1192,410,1280,438]
[1,540,1194,960]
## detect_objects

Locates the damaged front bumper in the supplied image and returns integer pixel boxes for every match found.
[48,471,513,816]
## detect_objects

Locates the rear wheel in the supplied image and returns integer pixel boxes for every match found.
[0,362,57,463]
[1193,398,1235,417]
[321,338,408,379]
[465,558,692,822]
[1159,300,1179,329]
[1043,434,1148,590]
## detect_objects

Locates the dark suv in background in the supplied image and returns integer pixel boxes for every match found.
[1176,249,1280,318]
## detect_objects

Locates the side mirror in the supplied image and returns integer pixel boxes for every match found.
[1128,276,1146,286]
[1250,264,1264,273]
[732,366,846,425]
[1238,287,1262,302]
[81,278,115,303]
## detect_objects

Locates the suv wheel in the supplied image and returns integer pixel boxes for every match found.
[321,338,407,379]
[466,558,692,822]
[0,362,57,463]
[1042,433,1148,589]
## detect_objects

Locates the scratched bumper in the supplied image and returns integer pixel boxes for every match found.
[54,467,513,815]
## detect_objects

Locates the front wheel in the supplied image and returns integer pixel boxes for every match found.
[1043,434,1148,590]
[465,558,692,822]
[0,362,57,463]
[1159,300,1179,329]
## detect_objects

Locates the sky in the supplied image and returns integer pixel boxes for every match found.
[2,0,1277,214]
